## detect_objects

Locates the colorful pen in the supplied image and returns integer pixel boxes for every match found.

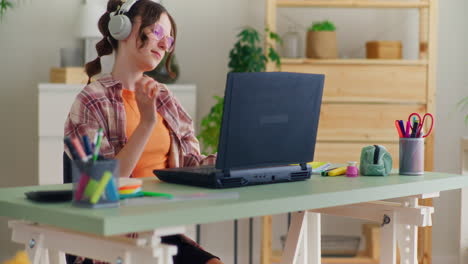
[395,120,403,138]
[105,172,119,201]
[71,137,88,162]
[92,128,104,161]
[411,121,419,138]
[321,167,338,176]
[64,137,80,160]
[84,178,99,198]
[398,120,405,137]
[327,167,347,176]
[82,135,93,157]
[405,120,411,138]
[90,171,112,204]
[75,173,90,201]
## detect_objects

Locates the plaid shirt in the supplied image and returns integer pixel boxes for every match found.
[64,74,215,170]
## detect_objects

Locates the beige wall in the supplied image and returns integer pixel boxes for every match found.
[0,0,468,262]
[0,0,82,260]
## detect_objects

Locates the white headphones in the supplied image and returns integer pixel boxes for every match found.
[108,0,139,40]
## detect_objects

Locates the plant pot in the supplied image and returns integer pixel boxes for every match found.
[306,31,338,59]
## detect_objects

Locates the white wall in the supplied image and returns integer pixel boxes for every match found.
[0,0,468,263]
[0,0,82,261]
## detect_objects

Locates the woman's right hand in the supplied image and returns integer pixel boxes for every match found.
[135,76,160,125]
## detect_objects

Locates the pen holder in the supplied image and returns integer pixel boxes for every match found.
[399,138,424,175]
[71,159,120,208]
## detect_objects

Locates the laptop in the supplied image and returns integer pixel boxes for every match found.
[154,72,324,188]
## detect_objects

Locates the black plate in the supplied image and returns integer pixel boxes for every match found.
[25,190,73,203]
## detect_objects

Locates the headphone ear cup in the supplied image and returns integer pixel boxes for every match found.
[108,14,132,40]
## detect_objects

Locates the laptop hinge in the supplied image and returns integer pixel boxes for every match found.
[300,163,308,171]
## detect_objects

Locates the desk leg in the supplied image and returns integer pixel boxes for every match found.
[281,211,321,264]
[48,250,67,264]
[380,211,397,264]
[24,232,46,264]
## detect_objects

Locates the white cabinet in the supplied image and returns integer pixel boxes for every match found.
[38,83,197,185]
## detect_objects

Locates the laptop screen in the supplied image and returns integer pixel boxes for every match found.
[216,72,324,170]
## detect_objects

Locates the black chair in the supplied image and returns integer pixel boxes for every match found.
[63,152,72,184]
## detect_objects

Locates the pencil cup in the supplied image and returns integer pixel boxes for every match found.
[399,138,424,175]
[71,160,120,208]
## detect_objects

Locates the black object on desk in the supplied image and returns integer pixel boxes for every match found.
[25,190,72,203]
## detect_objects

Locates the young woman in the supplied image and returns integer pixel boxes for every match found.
[64,0,220,263]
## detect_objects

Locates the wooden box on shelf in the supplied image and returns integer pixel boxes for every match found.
[50,67,88,84]
[366,41,402,59]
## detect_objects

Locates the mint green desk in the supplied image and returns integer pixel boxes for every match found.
[1,172,468,264]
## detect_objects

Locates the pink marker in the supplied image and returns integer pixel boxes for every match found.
[405,120,411,138]
[74,173,90,201]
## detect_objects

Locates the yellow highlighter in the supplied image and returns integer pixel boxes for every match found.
[90,171,112,204]
[328,166,347,176]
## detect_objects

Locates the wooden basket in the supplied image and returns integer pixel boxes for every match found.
[50,67,88,84]
[366,41,402,59]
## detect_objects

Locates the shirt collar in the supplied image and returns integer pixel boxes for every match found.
[98,73,122,89]
[97,74,168,94]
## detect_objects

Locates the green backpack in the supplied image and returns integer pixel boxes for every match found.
[360,145,393,176]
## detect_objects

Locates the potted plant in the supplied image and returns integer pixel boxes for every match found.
[197,27,282,154]
[306,20,338,59]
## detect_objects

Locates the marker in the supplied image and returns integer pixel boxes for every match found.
[84,178,99,198]
[92,128,104,161]
[411,121,419,138]
[141,191,174,199]
[405,120,411,138]
[74,173,90,201]
[105,173,119,202]
[90,171,112,204]
[398,120,405,138]
[395,120,403,138]
[327,167,347,176]
[321,167,339,176]
[71,137,88,162]
[82,135,93,157]
[64,137,80,160]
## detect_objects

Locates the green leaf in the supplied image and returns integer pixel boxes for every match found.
[308,20,336,32]
[200,26,283,152]
[0,0,14,20]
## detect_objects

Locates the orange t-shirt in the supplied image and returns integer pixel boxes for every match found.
[122,89,171,178]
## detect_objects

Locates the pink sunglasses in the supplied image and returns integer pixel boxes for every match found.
[153,24,174,52]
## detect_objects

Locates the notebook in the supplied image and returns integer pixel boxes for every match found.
[154,72,325,188]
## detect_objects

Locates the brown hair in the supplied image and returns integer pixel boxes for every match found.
[85,0,177,84]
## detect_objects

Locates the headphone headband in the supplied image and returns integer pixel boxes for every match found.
[116,0,138,15]
[108,0,139,40]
